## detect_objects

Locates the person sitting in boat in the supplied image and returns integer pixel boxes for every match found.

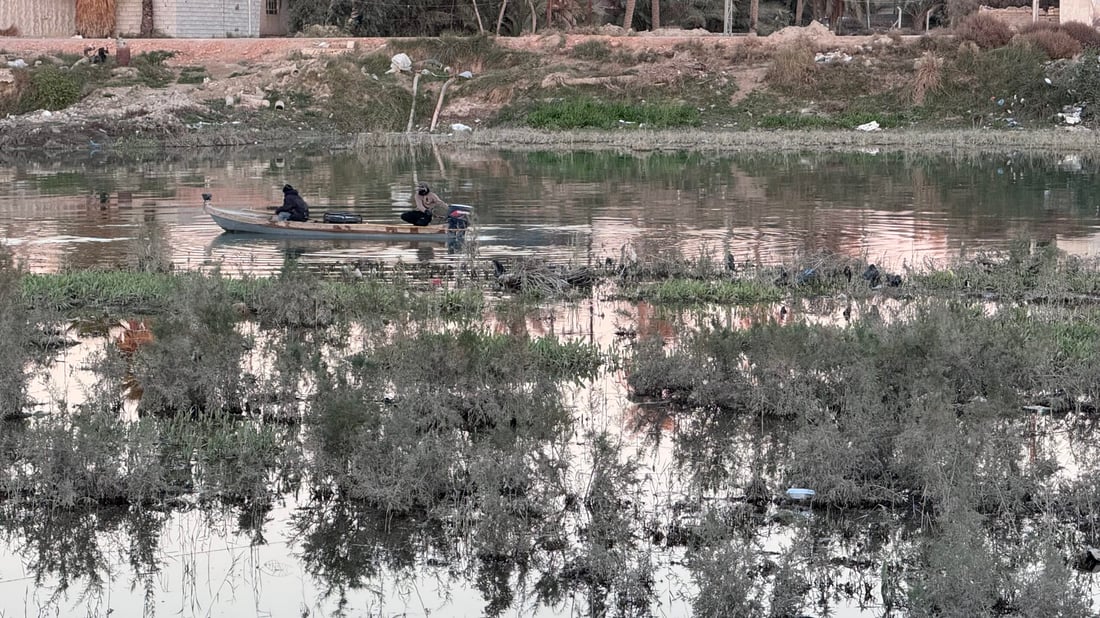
[401,182,446,226]
[274,184,310,222]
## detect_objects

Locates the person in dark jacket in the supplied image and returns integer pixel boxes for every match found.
[274,184,309,222]
[401,182,447,226]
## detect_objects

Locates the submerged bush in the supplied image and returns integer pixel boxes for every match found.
[131,272,252,415]
[0,249,33,419]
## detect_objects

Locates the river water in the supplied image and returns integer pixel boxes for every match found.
[2,146,1099,274]
[3,145,1100,618]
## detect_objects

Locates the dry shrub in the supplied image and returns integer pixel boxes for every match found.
[765,39,817,95]
[955,12,1013,49]
[1017,20,1058,35]
[732,36,769,62]
[910,51,943,104]
[76,0,116,38]
[1060,21,1100,49]
[1015,29,1082,59]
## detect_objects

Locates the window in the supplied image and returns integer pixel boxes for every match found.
[266,0,279,15]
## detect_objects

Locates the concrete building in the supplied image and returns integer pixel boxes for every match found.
[1060,0,1100,25]
[0,0,289,38]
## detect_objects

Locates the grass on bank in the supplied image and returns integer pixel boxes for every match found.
[19,269,485,324]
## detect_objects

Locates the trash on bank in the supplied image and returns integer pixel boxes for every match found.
[855,120,881,132]
[450,123,472,133]
[387,53,412,74]
[6,59,27,69]
[1057,105,1083,125]
[815,51,852,64]
[786,487,816,500]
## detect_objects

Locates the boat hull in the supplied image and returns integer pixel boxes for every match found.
[204,201,452,241]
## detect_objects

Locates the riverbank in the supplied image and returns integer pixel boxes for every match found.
[2,25,1100,154]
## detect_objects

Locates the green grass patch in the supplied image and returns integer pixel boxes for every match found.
[526,96,700,130]
[19,270,485,322]
[131,50,177,88]
[176,66,208,85]
[570,40,611,61]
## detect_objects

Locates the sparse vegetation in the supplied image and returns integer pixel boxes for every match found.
[526,96,699,129]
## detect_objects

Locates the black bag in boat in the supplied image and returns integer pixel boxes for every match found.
[322,212,363,224]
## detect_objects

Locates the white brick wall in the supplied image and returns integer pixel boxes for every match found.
[0,0,74,37]
[176,0,261,38]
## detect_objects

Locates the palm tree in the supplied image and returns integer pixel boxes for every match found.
[623,0,636,30]
[140,0,153,35]
[652,0,660,29]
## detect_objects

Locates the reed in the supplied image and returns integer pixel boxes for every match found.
[75,0,116,39]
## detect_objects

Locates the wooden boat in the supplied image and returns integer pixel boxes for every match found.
[202,193,453,241]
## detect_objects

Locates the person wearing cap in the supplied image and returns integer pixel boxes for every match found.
[401,182,447,226]
[274,184,309,222]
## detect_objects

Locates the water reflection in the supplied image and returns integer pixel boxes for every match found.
[2,147,1100,274]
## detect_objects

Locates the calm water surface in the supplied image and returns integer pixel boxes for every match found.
[3,145,1100,617]
[2,146,1099,273]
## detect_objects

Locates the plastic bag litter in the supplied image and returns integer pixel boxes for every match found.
[855,120,881,132]
[386,53,412,74]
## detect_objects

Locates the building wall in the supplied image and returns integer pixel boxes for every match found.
[0,0,74,37]
[259,0,290,36]
[176,0,261,38]
[115,0,178,37]
[1060,0,1100,25]
[978,5,1059,30]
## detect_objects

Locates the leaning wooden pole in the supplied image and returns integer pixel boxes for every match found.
[496,0,509,34]
[406,72,422,133]
[472,0,485,32]
[429,77,458,133]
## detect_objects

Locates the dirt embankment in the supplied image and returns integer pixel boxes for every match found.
[1,26,1086,153]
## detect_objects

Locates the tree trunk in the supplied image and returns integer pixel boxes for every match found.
[794,0,803,26]
[472,0,485,32]
[749,0,758,32]
[141,0,154,36]
[652,0,660,29]
[496,0,509,34]
[623,0,636,31]
[527,0,537,33]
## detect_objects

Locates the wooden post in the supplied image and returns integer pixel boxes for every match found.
[406,73,421,133]
[1032,0,1039,22]
[472,0,485,32]
[495,0,509,34]
[430,77,457,133]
